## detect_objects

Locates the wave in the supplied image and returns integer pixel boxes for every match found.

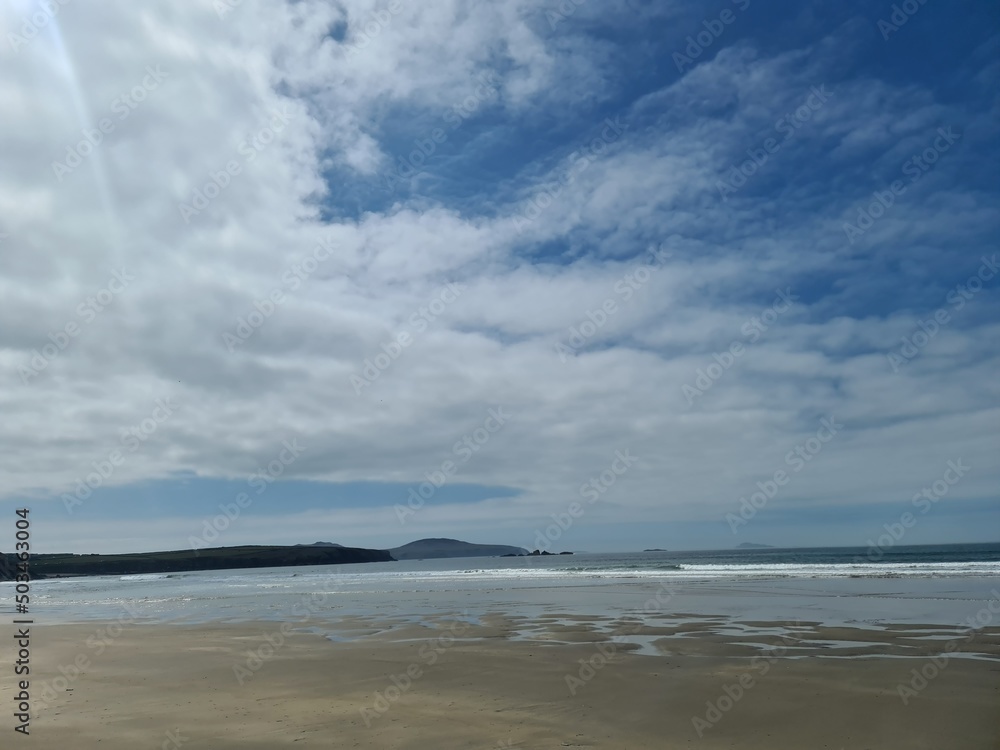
[173,561,1000,588]
[666,562,1000,579]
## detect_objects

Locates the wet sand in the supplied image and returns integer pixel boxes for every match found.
[5,615,999,749]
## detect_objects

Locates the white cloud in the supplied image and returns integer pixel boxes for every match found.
[0,1,997,552]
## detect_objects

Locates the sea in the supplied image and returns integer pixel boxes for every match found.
[5,543,999,630]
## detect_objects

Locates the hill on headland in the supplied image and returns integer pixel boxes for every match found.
[388,538,529,560]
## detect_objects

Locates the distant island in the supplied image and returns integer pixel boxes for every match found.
[736,542,774,549]
[644,548,668,552]
[387,538,528,560]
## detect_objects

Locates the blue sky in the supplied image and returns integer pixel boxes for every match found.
[1,0,998,554]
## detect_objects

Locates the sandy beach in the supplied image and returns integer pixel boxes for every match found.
[6,613,999,749]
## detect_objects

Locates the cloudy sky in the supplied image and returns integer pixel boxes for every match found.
[2,0,998,554]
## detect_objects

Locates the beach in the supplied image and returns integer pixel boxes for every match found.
[5,552,1000,747]
[9,611,1000,749]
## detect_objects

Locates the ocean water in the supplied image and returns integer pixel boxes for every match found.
[4,543,999,628]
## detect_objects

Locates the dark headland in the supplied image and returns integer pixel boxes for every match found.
[0,537,532,579]
[2,545,392,579]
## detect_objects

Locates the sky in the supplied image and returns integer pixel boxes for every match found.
[1,0,998,555]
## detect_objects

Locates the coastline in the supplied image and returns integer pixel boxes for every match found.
[7,611,1000,749]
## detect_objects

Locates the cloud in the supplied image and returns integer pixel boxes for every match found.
[0,0,997,552]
